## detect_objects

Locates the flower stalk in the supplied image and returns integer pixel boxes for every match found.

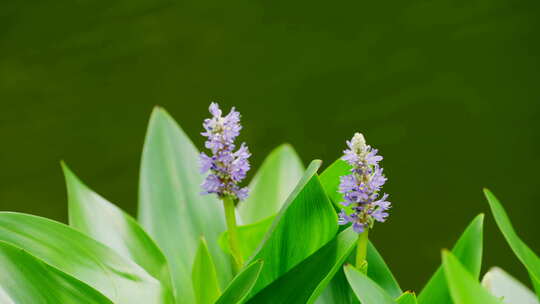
[223,196,244,272]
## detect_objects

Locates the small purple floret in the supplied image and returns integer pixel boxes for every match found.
[337,133,392,233]
[200,102,250,201]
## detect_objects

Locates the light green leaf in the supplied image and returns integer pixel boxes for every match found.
[344,264,396,304]
[0,240,113,304]
[417,214,484,304]
[316,268,355,304]
[319,159,351,209]
[442,251,502,304]
[238,144,304,224]
[482,267,539,304]
[192,237,221,304]
[138,107,232,302]
[396,292,418,304]
[62,163,174,297]
[247,227,358,304]
[367,241,403,298]
[0,212,171,304]
[483,189,540,292]
[215,260,264,304]
[247,160,339,296]
[219,215,275,261]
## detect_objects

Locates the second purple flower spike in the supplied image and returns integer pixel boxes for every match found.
[200,102,251,201]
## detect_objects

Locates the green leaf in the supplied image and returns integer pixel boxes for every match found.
[238,144,304,224]
[0,240,113,304]
[0,212,172,304]
[481,267,539,304]
[247,227,358,304]
[62,163,174,296]
[138,107,232,302]
[219,215,275,261]
[483,189,540,291]
[192,237,221,304]
[319,159,351,209]
[367,241,403,298]
[246,160,339,296]
[215,260,264,304]
[442,251,502,304]
[417,214,484,304]
[396,292,418,304]
[344,264,396,304]
[316,268,355,304]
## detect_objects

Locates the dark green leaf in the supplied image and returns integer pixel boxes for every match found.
[238,144,304,224]
[316,268,355,304]
[0,240,113,304]
[417,214,484,304]
[62,163,174,296]
[367,241,403,298]
[219,215,275,261]
[484,189,540,292]
[442,251,502,304]
[215,260,264,304]
[246,160,338,296]
[0,212,172,304]
[344,264,396,304]
[138,107,232,302]
[192,237,221,304]
[247,227,358,304]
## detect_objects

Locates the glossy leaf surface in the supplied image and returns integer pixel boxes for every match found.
[344,264,396,304]
[215,260,264,304]
[192,238,221,304]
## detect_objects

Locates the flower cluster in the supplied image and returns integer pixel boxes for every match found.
[200,102,251,201]
[338,133,391,233]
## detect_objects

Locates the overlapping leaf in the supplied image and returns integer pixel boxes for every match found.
[247,227,358,303]
[417,214,484,304]
[442,251,502,304]
[219,215,275,261]
[246,160,338,296]
[215,260,264,304]
[62,163,174,297]
[238,144,304,224]
[396,292,418,304]
[192,238,221,304]
[344,264,396,304]
[0,240,113,304]
[484,189,540,293]
[0,212,171,304]
[138,107,232,302]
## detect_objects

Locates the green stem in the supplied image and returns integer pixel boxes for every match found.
[223,196,243,272]
[356,229,369,273]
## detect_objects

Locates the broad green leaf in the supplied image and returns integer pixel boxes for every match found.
[482,267,539,304]
[316,268,355,304]
[417,214,484,304]
[247,160,338,296]
[192,238,221,304]
[62,163,174,297]
[247,227,358,304]
[396,292,418,304]
[215,260,264,304]
[138,107,232,302]
[219,215,275,261]
[0,240,113,304]
[0,212,171,304]
[532,274,540,298]
[484,189,540,291]
[442,251,502,304]
[238,144,304,224]
[320,158,402,298]
[319,159,351,209]
[344,264,396,304]
[367,241,403,298]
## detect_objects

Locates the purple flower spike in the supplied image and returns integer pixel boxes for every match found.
[200,102,251,201]
[337,133,392,233]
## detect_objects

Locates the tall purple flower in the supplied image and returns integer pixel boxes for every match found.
[338,133,392,233]
[200,102,251,201]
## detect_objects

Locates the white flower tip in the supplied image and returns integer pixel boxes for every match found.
[351,132,366,151]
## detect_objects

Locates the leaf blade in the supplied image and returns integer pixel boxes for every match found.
[238,144,304,224]
[482,267,539,304]
[417,214,484,304]
[344,264,396,304]
[215,260,264,304]
[192,237,221,304]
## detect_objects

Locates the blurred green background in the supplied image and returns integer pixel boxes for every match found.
[1,0,539,292]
